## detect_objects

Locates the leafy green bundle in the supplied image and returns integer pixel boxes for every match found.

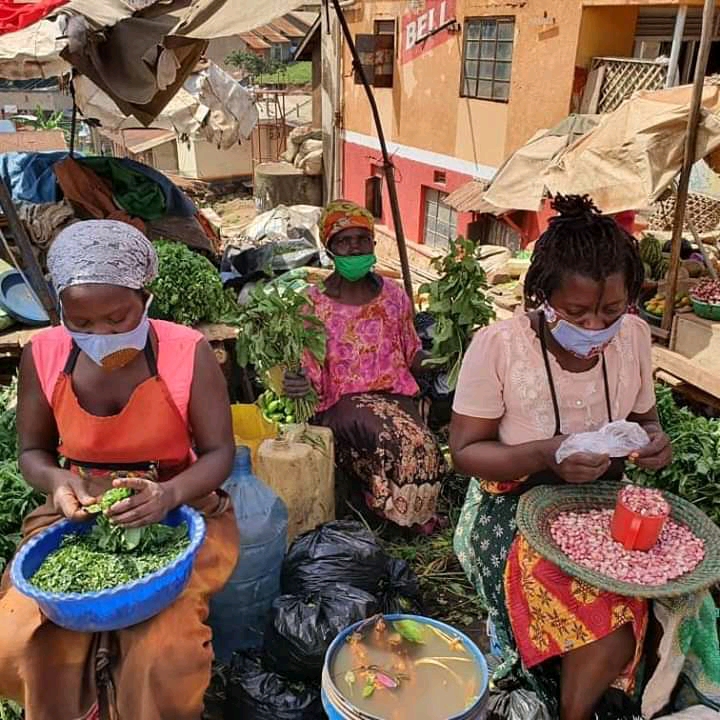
[235,282,326,423]
[149,240,235,326]
[30,488,189,594]
[0,380,42,574]
[627,385,720,526]
[420,237,495,389]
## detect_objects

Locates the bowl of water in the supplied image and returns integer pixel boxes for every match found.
[322,614,489,720]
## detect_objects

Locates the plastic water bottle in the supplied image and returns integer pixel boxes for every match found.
[209,446,288,662]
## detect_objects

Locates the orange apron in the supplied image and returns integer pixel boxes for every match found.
[0,339,239,720]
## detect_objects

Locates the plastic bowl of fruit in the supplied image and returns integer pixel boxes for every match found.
[10,505,206,633]
[690,278,720,321]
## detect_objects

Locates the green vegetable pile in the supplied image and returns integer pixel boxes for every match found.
[149,240,235,326]
[235,282,326,423]
[420,236,495,389]
[0,381,42,575]
[627,385,720,526]
[30,488,189,594]
[258,389,298,425]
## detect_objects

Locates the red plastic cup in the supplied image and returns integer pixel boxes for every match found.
[611,495,669,551]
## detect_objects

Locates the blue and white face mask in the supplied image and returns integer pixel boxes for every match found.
[543,303,625,359]
[63,296,152,370]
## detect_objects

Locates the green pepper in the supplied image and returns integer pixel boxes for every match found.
[285,414,295,424]
[267,400,283,413]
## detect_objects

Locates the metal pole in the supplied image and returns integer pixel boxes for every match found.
[330,0,415,304]
[662,0,716,333]
[666,5,688,88]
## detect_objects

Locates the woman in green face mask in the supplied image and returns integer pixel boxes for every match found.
[284,200,447,534]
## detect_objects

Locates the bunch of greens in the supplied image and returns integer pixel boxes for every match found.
[31,489,189,593]
[627,385,720,526]
[235,282,326,423]
[0,462,42,574]
[149,240,236,326]
[0,700,22,720]
[0,380,42,574]
[86,487,176,553]
[420,237,495,389]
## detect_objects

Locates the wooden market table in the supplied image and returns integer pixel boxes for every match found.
[652,312,720,407]
[0,323,239,359]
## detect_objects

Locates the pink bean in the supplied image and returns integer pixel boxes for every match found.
[550,508,704,585]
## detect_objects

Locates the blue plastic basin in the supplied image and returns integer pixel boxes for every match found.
[10,505,206,633]
[321,614,489,720]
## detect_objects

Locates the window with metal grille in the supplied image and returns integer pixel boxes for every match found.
[354,19,396,88]
[461,17,514,102]
[423,188,457,249]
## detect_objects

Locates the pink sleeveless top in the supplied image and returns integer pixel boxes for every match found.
[31,319,203,424]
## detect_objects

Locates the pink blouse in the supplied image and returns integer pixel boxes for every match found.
[305,280,421,412]
[453,312,657,444]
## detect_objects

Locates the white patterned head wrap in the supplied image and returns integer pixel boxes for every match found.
[48,220,158,294]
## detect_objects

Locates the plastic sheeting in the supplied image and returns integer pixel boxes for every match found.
[74,61,258,149]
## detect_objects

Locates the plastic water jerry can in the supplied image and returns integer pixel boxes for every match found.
[208,446,288,663]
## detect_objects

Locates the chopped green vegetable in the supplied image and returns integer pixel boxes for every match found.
[420,237,495,389]
[31,522,189,594]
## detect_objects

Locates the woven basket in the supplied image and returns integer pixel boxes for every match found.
[516,482,720,598]
[647,192,720,234]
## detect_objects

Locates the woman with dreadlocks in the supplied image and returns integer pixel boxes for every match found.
[450,195,672,720]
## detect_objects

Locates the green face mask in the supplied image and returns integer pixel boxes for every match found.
[333,254,377,282]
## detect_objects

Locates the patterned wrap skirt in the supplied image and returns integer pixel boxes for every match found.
[317,392,447,528]
[454,479,647,715]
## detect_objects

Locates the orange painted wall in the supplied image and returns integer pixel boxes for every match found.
[576,5,639,69]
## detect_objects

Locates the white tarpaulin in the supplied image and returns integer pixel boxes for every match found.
[75,61,259,148]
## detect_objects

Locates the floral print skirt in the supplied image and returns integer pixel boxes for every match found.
[318,393,446,527]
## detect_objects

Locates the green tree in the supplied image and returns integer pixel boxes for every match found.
[227,50,271,84]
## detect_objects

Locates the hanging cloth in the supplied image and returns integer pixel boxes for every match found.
[0,0,68,36]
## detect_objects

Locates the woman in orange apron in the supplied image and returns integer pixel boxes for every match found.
[0,220,239,720]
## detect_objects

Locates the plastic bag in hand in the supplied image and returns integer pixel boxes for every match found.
[555,421,650,464]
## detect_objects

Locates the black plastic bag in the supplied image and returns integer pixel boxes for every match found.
[225,653,324,720]
[485,689,551,720]
[281,521,389,596]
[263,583,378,681]
[379,557,422,613]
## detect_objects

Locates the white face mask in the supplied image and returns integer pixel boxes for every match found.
[63,296,152,371]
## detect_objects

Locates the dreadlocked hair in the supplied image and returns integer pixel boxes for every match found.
[524,194,644,309]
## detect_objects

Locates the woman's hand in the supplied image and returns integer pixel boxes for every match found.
[51,469,98,521]
[629,430,672,471]
[105,476,177,528]
[554,452,611,484]
[283,370,311,399]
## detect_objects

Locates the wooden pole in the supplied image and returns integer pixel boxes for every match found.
[662,0,716,333]
[0,180,60,325]
[330,0,415,305]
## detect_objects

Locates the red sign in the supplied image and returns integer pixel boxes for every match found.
[400,0,457,65]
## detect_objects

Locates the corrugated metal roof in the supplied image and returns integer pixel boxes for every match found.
[444,180,490,212]
[241,33,271,50]
[286,11,318,32]
[0,129,67,153]
[99,128,175,154]
[256,25,289,44]
[270,17,306,38]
